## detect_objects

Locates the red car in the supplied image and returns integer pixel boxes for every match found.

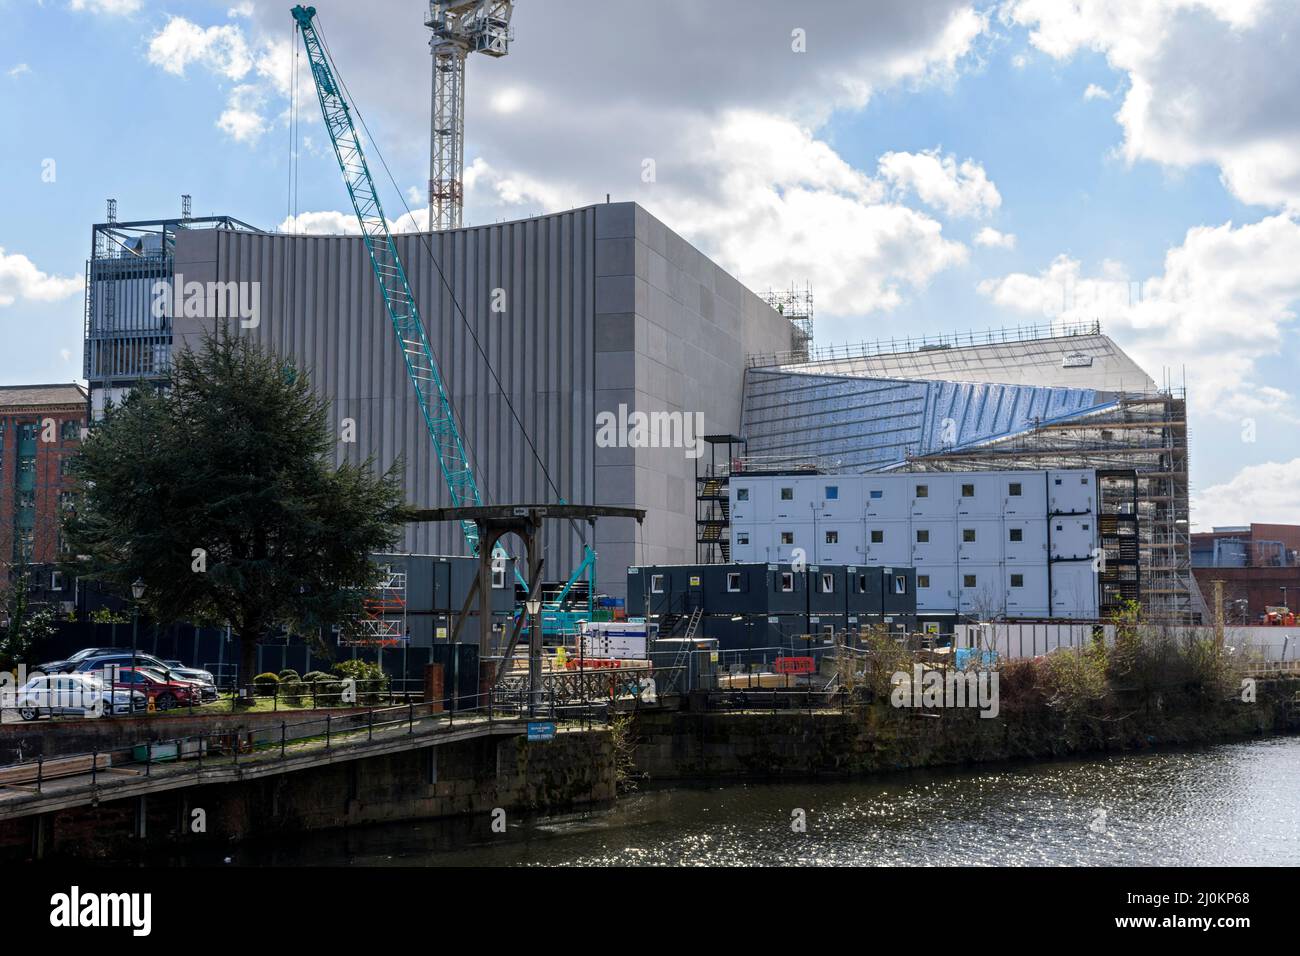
[111,667,199,710]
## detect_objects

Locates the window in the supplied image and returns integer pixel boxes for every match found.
[857,574,868,592]
[915,484,928,498]
[1081,476,1088,485]
[726,572,741,593]
[1056,524,1063,532]
[736,533,749,546]
[779,572,795,592]
[491,564,506,588]
[961,483,975,497]
[50,571,64,591]
[650,574,665,594]
[1054,478,1062,485]
[821,573,834,594]
[1082,523,1090,531]
[60,420,80,441]
[780,531,794,545]
[916,529,930,543]
[1009,528,1023,542]
[736,488,749,501]
[1008,482,1022,497]
[780,487,794,501]
[962,528,976,543]
[870,530,884,544]
[917,575,930,589]
[963,574,977,588]
[824,530,838,544]
[825,486,838,500]
[1010,574,1024,588]
[894,575,907,595]
[869,489,883,499]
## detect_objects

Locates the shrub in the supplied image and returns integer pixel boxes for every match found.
[331,659,389,705]
[301,670,339,706]
[277,669,301,682]
[252,672,281,697]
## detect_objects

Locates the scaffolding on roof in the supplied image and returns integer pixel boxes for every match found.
[763,283,813,361]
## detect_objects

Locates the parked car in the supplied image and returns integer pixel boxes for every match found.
[111,667,200,710]
[36,647,123,675]
[73,653,218,702]
[160,660,220,694]
[12,674,146,720]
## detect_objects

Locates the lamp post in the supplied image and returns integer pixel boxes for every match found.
[130,578,145,678]
[525,597,542,716]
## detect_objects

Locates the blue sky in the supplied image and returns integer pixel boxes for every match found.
[2,1,1299,528]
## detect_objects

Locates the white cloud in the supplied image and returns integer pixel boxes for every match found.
[1005,0,1300,208]
[149,2,988,313]
[147,16,254,80]
[146,15,298,143]
[217,84,268,142]
[977,212,1300,419]
[1192,458,1300,529]
[973,226,1016,249]
[0,248,84,307]
[69,0,141,14]
[878,148,1001,218]
[7,64,31,78]
[1083,83,1110,100]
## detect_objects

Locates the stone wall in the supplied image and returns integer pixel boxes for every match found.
[1,728,613,862]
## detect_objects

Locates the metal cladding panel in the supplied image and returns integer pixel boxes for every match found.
[741,369,1105,472]
[881,567,917,616]
[911,520,957,564]
[1006,565,1049,616]
[864,519,910,565]
[846,565,884,616]
[916,566,956,611]
[958,563,1007,615]
[1050,516,1097,561]
[1005,519,1049,563]
[1049,470,1097,513]
[910,475,956,517]
[625,567,646,617]
[864,481,908,519]
[808,565,846,615]
[958,520,1004,563]
[172,211,597,576]
[815,521,861,565]
[1052,563,1099,617]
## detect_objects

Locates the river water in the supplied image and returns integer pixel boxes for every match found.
[213,736,1299,867]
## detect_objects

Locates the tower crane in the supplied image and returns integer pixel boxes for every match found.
[426,1,516,230]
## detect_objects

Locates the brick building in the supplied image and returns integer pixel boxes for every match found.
[0,384,88,581]
[1191,522,1300,623]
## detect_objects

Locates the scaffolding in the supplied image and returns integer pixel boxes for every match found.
[84,205,260,410]
[342,565,410,647]
[763,283,813,361]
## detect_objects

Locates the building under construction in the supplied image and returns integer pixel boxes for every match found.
[737,322,1200,624]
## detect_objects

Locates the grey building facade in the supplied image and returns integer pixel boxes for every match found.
[156,201,794,597]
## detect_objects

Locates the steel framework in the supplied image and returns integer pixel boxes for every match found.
[425,1,515,231]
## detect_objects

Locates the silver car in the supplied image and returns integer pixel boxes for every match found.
[12,674,146,720]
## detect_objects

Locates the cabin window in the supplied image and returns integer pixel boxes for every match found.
[825,530,838,544]
[1009,528,1023,542]
[651,574,665,594]
[916,529,930,543]
[779,572,794,593]
[726,573,741,593]
[1009,482,1022,496]
[780,487,794,501]
[915,484,928,498]
[821,573,834,594]
[870,530,884,544]
[780,531,794,545]
[1010,574,1024,588]
[917,575,930,589]
[963,574,977,588]
[963,528,976,543]
[961,483,975,497]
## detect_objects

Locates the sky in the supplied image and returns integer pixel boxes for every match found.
[1,0,1298,530]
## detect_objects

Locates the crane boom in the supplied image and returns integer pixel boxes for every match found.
[292,4,488,557]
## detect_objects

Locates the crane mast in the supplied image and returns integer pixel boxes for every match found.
[426,1,515,231]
